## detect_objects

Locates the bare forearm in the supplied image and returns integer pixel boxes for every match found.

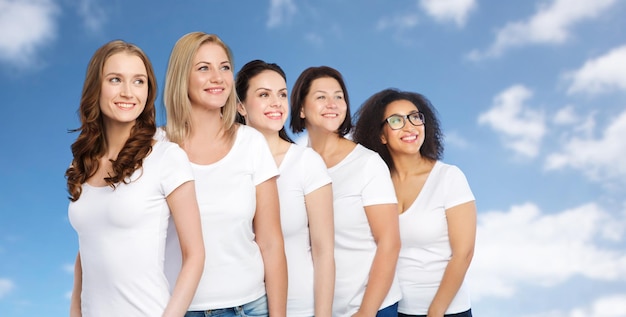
[357,244,400,316]
[162,252,204,317]
[70,253,82,317]
[261,244,288,317]
[428,254,473,316]
[313,252,335,317]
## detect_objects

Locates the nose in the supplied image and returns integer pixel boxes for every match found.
[120,82,132,98]
[325,99,337,109]
[269,94,282,108]
[209,68,224,83]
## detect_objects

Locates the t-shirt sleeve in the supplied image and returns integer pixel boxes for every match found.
[159,142,194,197]
[250,129,280,186]
[361,153,398,206]
[443,164,475,209]
[302,147,332,195]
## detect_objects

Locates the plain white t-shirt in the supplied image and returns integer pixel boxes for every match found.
[68,140,194,317]
[329,144,402,317]
[277,144,332,316]
[397,161,475,315]
[164,125,279,310]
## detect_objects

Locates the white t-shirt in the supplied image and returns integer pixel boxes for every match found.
[68,140,194,317]
[277,144,332,316]
[164,125,279,310]
[397,161,475,315]
[329,144,402,317]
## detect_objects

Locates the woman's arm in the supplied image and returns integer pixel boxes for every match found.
[305,184,335,317]
[254,177,288,317]
[354,203,401,317]
[162,181,205,317]
[70,252,82,317]
[427,201,476,317]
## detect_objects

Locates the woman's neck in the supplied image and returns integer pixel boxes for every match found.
[307,129,354,168]
[391,153,434,181]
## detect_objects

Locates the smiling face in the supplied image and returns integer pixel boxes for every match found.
[301,77,347,134]
[381,99,425,157]
[239,70,289,135]
[99,52,148,129]
[188,42,233,111]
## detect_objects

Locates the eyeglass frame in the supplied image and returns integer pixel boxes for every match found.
[381,111,425,130]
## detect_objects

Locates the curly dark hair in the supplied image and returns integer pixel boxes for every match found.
[65,40,157,201]
[289,66,352,137]
[353,88,443,171]
[235,59,293,143]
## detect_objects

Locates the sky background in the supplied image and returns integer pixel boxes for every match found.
[1,0,626,316]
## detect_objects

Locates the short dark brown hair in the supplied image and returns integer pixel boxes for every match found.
[289,66,352,137]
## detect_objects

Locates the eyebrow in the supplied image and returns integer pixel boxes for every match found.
[255,87,287,92]
[104,72,147,78]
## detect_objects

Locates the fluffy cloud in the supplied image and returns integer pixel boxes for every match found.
[565,45,626,95]
[478,85,546,158]
[471,202,626,300]
[545,110,626,183]
[520,294,626,317]
[467,0,617,60]
[76,0,107,32]
[419,0,476,27]
[0,278,14,298]
[267,0,297,28]
[0,0,59,67]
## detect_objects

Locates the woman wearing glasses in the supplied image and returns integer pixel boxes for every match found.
[353,89,476,317]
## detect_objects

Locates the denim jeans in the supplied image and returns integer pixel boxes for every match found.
[398,308,473,317]
[376,302,398,317]
[185,295,268,317]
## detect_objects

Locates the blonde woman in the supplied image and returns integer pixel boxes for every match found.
[162,32,287,317]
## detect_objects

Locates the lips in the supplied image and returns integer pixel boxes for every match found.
[115,102,135,109]
[322,113,338,118]
[401,134,418,142]
[205,87,224,94]
[265,111,283,119]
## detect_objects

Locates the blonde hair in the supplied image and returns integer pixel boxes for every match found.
[164,32,238,145]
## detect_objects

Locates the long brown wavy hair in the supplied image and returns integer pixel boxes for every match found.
[65,40,157,201]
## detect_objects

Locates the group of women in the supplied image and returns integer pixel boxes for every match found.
[66,31,477,317]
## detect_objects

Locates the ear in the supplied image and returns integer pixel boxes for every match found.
[300,108,305,119]
[237,102,247,117]
[380,133,387,145]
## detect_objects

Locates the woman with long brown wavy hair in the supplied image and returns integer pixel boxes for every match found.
[66,39,204,317]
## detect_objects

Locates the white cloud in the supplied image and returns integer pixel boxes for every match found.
[553,105,579,125]
[520,294,626,317]
[471,202,626,300]
[376,13,419,32]
[0,0,59,67]
[0,278,14,298]
[76,0,107,32]
[419,0,476,27]
[467,0,617,60]
[575,294,626,317]
[565,45,626,95]
[545,110,626,183]
[267,0,297,29]
[444,130,469,149]
[478,85,546,158]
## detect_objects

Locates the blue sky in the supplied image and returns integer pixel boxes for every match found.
[1,0,626,316]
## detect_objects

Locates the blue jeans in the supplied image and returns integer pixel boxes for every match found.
[376,302,398,317]
[185,295,268,317]
[398,308,473,317]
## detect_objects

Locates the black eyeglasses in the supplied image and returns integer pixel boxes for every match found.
[381,112,425,130]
